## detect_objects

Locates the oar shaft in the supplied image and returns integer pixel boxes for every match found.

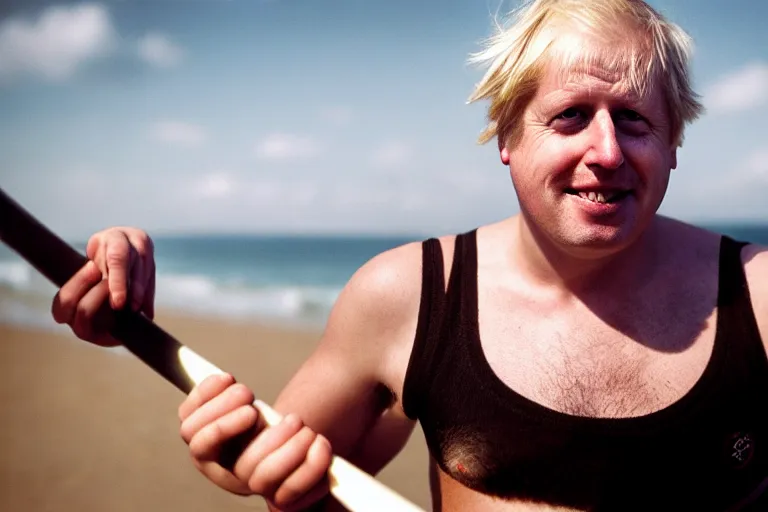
[0,187,424,512]
[0,188,197,392]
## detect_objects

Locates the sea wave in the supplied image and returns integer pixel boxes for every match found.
[0,256,341,330]
[155,273,340,323]
[0,260,34,290]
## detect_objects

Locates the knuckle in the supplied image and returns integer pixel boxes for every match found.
[189,423,221,459]
[240,404,259,425]
[188,439,205,460]
[274,484,302,509]
[201,374,229,397]
[86,234,104,257]
[247,474,270,497]
[309,436,332,467]
[179,421,194,444]
[75,299,94,323]
[230,383,255,404]
[297,426,316,446]
[72,318,92,341]
[51,293,71,323]
[282,413,304,434]
[105,249,127,267]
[57,286,78,308]
[135,232,153,255]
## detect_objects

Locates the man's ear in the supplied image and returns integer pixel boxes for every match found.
[500,146,510,165]
[670,147,678,170]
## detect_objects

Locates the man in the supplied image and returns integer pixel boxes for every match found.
[54,0,768,510]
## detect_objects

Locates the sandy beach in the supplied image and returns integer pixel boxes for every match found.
[0,312,432,512]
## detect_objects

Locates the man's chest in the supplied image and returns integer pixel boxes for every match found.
[475,293,720,419]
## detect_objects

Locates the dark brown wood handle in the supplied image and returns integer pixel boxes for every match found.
[0,187,198,394]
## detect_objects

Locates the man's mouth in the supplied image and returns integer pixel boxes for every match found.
[564,188,633,204]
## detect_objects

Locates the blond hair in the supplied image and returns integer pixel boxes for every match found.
[467,0,704,148]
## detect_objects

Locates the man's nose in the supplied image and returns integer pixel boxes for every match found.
[584,110,624,170]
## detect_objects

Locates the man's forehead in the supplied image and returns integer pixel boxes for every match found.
[538,61,652,102]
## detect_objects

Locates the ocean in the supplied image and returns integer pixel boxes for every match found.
[0,234,419,331]
[1,224,767,332]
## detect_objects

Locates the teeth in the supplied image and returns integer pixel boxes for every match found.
[575,191,616,204]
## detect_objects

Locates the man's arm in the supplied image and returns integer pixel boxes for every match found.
[179,240,427,512]
[270,240,424,474]
[743,244,768,345]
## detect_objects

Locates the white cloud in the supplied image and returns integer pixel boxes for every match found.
[137,33,184,68]
[704,62,768,114]
[196,173,234,198]
[668,146,768,221]
[150,121,207,147]
[371,142,411,169]
[0,4,115,82]
[745,147,768,181]
[254,133,320,160]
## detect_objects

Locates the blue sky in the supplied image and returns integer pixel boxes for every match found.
[1,0,766,239]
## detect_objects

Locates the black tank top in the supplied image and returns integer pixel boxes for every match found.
[402,230,768,511]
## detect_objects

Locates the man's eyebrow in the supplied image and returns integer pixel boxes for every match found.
[541,86,649,107]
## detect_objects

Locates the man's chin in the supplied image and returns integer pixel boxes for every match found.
[551,223,644,257]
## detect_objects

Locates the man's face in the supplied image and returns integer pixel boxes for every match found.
[503,52,677,256]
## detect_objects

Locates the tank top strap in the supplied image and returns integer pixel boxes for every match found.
[402,237,447,419]
[452,229,479,330]
[716,235,766,371]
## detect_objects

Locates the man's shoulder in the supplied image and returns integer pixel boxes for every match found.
[741,242,768,268]
[322,234,447,336]
[341,239,425,311]
[336,232,459,315]
[742,242,768,342]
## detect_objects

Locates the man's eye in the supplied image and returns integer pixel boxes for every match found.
[557,107,584,120]
[617,109,644,122]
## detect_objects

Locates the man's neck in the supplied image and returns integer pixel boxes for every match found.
[508,215,661,298]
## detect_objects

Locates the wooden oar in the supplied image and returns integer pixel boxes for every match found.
[0,187,425,512]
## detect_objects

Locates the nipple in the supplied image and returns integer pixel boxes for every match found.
[441,427,492,483]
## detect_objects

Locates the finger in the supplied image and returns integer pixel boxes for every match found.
[272,435,332,509]
[128,255,144,311]
[275,480,334,512]
[124,228,154,257]
[51,260,102,325]
[125,230,154,313]
[143,269,156,320]
[71,279,114,343]
[273,480,331,512]
[188,404,259,462]
[218,425,260,473]
[85,232,104,261]
[235,414,305,483]
[195,460,252,496]
[102,231,133,310]
[178,373,236,423]
[246,420,316,497]
[180,380,255,442]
